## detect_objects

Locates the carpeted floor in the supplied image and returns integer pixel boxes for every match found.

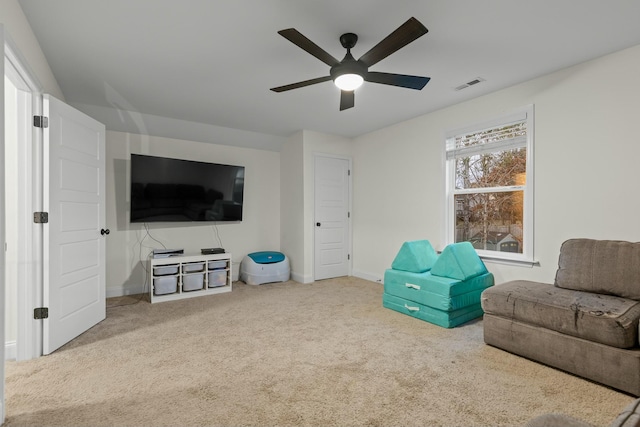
[4,277,631,426]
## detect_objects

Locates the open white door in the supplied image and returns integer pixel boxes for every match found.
[42,94,106,355]
[314,155,351,280]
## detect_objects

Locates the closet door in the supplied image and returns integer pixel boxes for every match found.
[314,155,351,280]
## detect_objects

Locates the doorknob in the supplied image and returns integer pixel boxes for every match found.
[316,222,321,227]
[101,228,110,235]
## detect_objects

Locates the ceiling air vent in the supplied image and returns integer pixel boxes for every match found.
[455,77,485,91]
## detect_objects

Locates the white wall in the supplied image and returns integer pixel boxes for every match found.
[280,131,305,281]
[280,130,352,283]
[352,44,640,285]
[105,131,280,296]
[351,113,443,282]
[0,0,62,98]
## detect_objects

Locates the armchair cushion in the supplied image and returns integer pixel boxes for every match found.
[482,280,640,348]
[555,239,640,300]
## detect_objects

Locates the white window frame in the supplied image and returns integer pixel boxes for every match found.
[444,105,535,265]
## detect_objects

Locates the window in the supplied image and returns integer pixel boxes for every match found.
[445,105,534,264]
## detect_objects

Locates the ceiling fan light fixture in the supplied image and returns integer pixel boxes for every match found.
[334,73,364,91]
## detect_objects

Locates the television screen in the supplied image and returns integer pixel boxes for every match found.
[130,154,244,223]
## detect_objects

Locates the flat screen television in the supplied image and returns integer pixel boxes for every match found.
[130,154,244,223]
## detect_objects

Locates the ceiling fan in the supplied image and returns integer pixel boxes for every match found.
[270,17,431,111]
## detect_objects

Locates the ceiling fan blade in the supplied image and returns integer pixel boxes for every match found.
[270,76,332,92]
[365,71,430,90]
[340,90,355,111]
[357,17,428,67]
[278,28,340,67]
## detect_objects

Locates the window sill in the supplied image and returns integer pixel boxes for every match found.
[436,249,539,268]
[479,255,539,268]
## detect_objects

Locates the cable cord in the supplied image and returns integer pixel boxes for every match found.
[108,224,166,308]
[144,222,167,250]
[211,223,224,249]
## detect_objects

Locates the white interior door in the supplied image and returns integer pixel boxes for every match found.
[314,155,350,280]
[43,94,106,354]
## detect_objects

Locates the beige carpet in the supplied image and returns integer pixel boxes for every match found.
[4,277,631,426]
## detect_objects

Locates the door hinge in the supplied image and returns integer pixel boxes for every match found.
[348,254,350,260]
[34,307,49,319]
[348,211,350,218]
[34,115,49,128]
[34,212,49,223]
[348,169,351,176]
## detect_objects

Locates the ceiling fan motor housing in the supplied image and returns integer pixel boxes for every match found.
[330,53,368,82]
[331,33,367,83]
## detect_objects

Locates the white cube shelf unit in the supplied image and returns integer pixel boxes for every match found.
[148,252,232,303]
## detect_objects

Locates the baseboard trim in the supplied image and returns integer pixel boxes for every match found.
[106,283,147,298]
[290,271,313,284]
[231,262,240,282]
[5,341,16,361]
[352,269,383,284]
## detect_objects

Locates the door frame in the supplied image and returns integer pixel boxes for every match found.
[1,24,5,424]
[4,34,44,362]
[312,152,353,281]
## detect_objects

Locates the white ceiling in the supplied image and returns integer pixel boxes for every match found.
[17,0,640,147]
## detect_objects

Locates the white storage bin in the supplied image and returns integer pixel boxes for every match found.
[183,273,204,291]
[208,270,227,288]
[183,262,205,273]
[153,264,179,276]
[154,276,178,295]
[239,253,290,285]
[208,260,227,270]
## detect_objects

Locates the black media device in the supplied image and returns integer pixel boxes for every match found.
[201,248,225,255]
[130,154,244,223]
[152,248,184,258]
